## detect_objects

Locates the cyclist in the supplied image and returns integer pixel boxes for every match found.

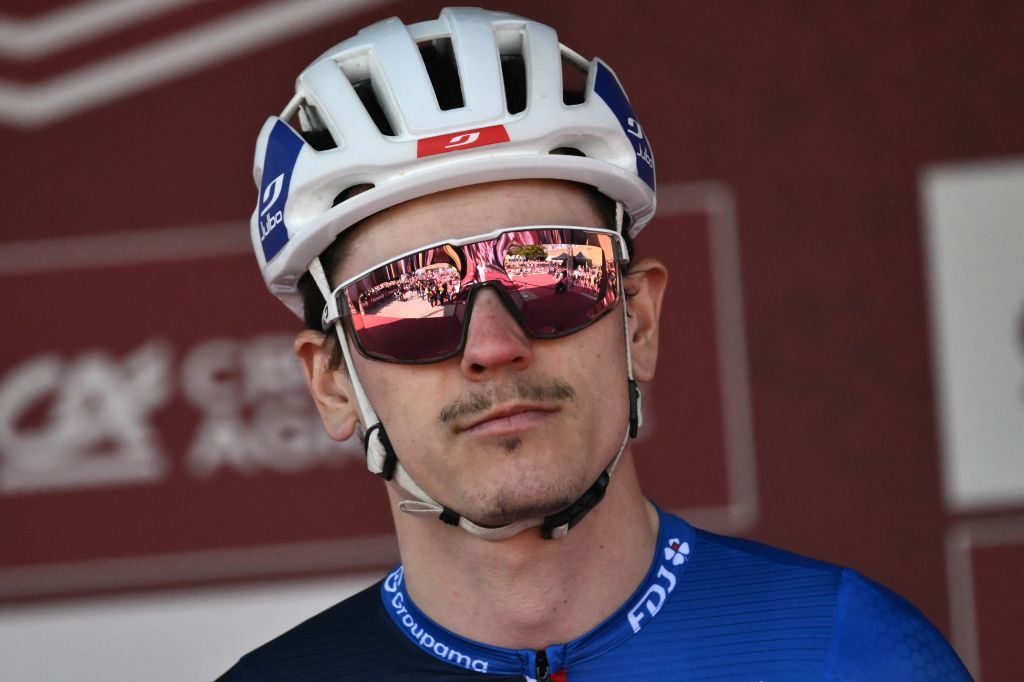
[220,8,969,680]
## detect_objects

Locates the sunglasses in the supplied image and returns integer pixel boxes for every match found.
[323,226,629,363]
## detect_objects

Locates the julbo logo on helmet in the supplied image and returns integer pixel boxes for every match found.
[257,121,304,262]
[416,124,511,158]
[593,61,655,191]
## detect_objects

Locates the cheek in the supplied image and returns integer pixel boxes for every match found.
[357,362,426,424]
[351,355,450,452]
[560,316,630,425]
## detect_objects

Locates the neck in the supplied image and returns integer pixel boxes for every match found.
[388,451,658,649]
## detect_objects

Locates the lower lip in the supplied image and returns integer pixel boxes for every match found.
[462,410,554,437]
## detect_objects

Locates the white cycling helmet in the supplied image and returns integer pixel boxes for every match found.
[251,6,656,318]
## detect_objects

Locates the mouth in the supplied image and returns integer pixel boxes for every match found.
[457,404,558,437]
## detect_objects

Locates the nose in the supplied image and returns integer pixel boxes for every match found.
[460,288,533,377]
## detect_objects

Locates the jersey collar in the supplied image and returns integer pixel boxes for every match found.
[380,506,695,677]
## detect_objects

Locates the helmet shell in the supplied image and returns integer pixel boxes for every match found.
[252,7,656,318]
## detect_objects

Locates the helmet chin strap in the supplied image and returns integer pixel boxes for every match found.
[307,207,642,541]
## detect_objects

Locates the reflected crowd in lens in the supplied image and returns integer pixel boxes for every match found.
[336,229,623,362]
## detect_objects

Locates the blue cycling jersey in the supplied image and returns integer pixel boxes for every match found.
[219,508,970,681]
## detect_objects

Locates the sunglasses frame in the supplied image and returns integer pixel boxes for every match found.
[323,225,631,364]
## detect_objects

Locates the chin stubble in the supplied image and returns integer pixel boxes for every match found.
[437,379,580,526]
[480,476,579,527]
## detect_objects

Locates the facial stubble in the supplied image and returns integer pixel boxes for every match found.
[439,379,584,527]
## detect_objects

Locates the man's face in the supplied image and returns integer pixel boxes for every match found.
[331,180,633,527]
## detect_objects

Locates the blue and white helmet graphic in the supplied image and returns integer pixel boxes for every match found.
[251,7,657,318]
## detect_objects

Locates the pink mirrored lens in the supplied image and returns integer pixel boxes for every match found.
[339,230,620,362]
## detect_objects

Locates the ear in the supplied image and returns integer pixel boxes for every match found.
[294,328,361,442]
[623,258,668,382]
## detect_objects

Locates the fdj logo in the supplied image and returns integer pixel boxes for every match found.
[626,564,677,632]
[259,173,285,242]
[626,538,689,632]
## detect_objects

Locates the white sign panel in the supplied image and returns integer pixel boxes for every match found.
[922,160,1024,510]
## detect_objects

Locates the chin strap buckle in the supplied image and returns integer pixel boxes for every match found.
[540,470,610,540]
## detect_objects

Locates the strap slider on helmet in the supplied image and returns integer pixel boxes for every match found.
[439,507,461,526]
[364,423,398,480]
[628,379,642,439]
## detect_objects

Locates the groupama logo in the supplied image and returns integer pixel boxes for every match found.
[382,566,490,673]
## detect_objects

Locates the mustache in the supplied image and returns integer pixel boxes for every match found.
[438,379,576,425]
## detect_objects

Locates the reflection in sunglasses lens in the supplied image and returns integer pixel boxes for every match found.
[504,236,613,336]
[340,230,620,362]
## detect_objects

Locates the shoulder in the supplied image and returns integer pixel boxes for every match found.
[687,526,848,589]
[683,526,970,680]
[216,579,390,681]
[826,569,972,681]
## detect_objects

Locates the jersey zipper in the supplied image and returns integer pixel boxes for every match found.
[535,648,551,681]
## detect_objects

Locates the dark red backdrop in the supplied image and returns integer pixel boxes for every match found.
[2,1,1021,678]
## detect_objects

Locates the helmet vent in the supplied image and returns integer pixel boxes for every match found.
[333,183,374,206]
[500,54,527,115]
[294,100,337,151]
[561,49,588,106]
[418,38,464,111]
[352,79,396,136]
[495,26,527,115]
